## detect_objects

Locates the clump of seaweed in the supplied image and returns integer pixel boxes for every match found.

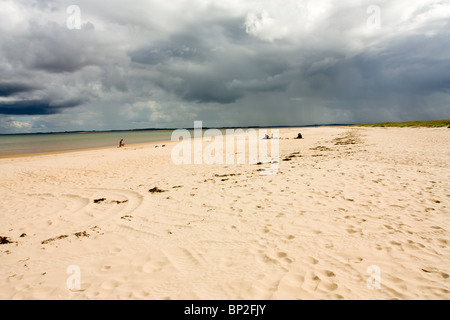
[0,236,13,244]
[149,187,167,193]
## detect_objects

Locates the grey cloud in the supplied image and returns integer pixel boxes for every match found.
[0,82,41,97]
[0,98,84,115]
[129,43,206,66]
[128,15,249,66]
[130,31,293,104]
[0,1,449,133]
[282,33,450,108]
[3,21,118,74]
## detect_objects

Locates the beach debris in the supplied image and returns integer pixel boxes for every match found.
[149,187,167,193]
[41,235,69,245]
[91,225,101,232]
[94,198,128,204]
[121,215,133,221]
[334,139,357,145]
[90,225,104,236]
[42,230,94,244]
[255,160,278,165]
[74,231,90,238]
[20,233,27,238]
[214,173,241,178]
[310,146,332,151]
[283,152,302,161]
[0,236,13,244]
[112,200,128,204]
[333,131,361,145]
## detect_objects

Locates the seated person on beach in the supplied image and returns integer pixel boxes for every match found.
[295,133,303,139]
[119,139,125,147]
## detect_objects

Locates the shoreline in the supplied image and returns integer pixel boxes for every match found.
[1,124,446,160]
[0,126,308,160]
[0,140,174,160]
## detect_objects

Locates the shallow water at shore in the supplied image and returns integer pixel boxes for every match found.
[0,129,230,157]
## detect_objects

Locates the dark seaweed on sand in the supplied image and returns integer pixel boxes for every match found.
[0,236,12,244]
[149,187,167,193]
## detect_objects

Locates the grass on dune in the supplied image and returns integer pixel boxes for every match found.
[353,120,450,128]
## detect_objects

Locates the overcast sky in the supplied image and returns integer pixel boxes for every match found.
[0,0,449,133]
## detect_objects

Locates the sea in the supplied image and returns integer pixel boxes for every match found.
[0,129,200,157]
[0,126,301,157]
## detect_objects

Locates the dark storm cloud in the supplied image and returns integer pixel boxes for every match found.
[129,24,293,104]
[288,33,450,104]
[173,77,244,104]
[128,14,251,67]
[127,13,289,104]
[0,82,41,97]
[0,9,129,117]
[133,28,450,108]
[0,98,84,115]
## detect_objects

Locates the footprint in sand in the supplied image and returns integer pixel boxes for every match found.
[437,238,448,248]
[318,281,338,292]
[301,271,321,291]
[132,289,150,299]
[276,252,293,264]
[306,256,319,265]
[100,265,112,272]
[101,279,122,290]
[110,247,122,254]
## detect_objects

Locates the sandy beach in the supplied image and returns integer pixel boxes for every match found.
[0,126,449,300]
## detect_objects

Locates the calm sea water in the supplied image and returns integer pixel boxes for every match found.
[0,129,216,157]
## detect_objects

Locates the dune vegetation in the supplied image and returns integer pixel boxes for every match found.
[353,120,450,127]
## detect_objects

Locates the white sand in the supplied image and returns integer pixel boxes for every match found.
[0,126,449,300]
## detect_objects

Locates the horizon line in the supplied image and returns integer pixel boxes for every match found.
[0,123,354,136]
